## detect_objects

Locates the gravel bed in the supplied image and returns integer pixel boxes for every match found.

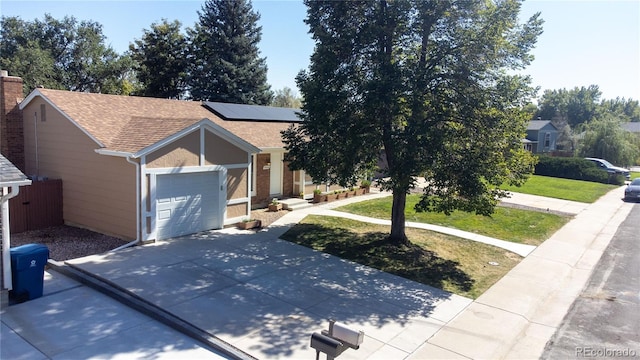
[9,226,129,261]
[7,209,288,261]
[249,208,288,228]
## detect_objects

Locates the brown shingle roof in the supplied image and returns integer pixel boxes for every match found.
[33,89,292,153]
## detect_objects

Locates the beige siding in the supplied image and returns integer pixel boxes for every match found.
[227,168,248,200]
[204,131,247,165]
[227,202,248,219]
[305,184,318,194]
[22,100,137,239]
[146,131,200,168]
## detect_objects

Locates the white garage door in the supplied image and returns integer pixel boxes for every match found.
[156,172,221,240]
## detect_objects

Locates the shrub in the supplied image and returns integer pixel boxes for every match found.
[534,156,621,185]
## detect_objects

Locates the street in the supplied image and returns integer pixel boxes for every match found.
[542,202,640,358]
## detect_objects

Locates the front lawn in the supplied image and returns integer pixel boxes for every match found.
[281,216,521,299]
[336,194,569,246]
[501,175,618,203]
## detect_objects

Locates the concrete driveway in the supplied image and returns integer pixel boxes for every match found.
[64,226,472,359]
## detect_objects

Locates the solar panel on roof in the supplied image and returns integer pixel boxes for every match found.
[203,101,303,122]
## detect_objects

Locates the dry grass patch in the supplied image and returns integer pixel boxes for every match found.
[281,215,522,299]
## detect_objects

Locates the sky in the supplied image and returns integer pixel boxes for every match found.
[1,0,638,101]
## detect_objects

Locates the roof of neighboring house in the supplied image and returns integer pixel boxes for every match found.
[20,89,296,154]
[527,120,557,131]
[0,154,31,188]
[622,122,640,133]
[204,101,302,122]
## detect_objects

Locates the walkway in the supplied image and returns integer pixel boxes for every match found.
[269,189,590,258]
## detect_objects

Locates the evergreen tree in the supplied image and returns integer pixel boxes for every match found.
[129,19,188,99]
[187,0,272,104]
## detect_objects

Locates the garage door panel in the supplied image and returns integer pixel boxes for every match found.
[156,172,221,240]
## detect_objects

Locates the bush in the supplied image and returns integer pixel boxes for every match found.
[534,156,622,185]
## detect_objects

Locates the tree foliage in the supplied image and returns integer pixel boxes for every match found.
[600,97,640,122]
[187,0,272,104]
[129,19,188,99]
[577,115,640,166]
[271,87,302,108]
[283,0,543,244]
[536,85,603,127]
[0,14,132,94]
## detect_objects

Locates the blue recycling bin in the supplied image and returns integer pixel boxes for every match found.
[10,244,49,301]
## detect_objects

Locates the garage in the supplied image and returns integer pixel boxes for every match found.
[155,172,222,240]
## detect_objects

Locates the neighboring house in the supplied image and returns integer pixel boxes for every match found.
[524,120,558,154]
[0,72,320,243]
[622,122,640,134]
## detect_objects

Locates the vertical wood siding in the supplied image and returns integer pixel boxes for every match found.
[9,179,63,233]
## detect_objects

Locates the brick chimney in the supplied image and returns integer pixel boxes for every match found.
[0,70,25,171]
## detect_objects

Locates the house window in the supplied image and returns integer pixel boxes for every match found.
[40,104,46,122]
[544,133,550,148]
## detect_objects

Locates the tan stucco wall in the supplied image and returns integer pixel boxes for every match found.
[204,131,247,165]
[22,99,137,240]
[146,131,200,168]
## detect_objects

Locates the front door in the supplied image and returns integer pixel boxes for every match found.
[269,152,282,197]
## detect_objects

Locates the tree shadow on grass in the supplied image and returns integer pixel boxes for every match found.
[281,223,474,294]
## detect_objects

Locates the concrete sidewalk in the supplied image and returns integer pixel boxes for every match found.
[408,186,634,359]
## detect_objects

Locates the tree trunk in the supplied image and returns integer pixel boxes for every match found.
[389,190,409,246]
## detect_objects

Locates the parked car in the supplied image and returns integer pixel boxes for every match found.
[585,158,631,181]
[624,178,640,202]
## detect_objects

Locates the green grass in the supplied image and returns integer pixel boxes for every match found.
[632,171,640,180]
[281,216,522,299]
[501,175,618,203]
[336,194,569,246]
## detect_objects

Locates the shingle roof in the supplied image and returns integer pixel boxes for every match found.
[0,154,31,187]
[622,122,640,133]
[527,120,556,131]
[23,89,294,153]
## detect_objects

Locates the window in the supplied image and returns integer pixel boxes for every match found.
[544,133,550,148]
[40,104,46,122]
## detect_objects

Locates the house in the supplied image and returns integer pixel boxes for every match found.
[1,72,323,243]
[1,154,32,307]
[622,122,640,134]
[524,120,558,154]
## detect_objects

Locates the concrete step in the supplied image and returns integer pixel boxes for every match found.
[280,198,313,211]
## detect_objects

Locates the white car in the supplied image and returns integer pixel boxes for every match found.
[585,158,631,181]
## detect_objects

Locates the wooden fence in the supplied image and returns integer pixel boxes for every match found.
[9,179,63,233]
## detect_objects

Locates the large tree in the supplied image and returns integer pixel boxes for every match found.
[271,87,302,108]
[129,19,188,99]
[0,14,132,94]
[536,85,602,127]
[577,115,639,166]
[187,0,272,104]
[283,0,542,245]
[600,97,640,123]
